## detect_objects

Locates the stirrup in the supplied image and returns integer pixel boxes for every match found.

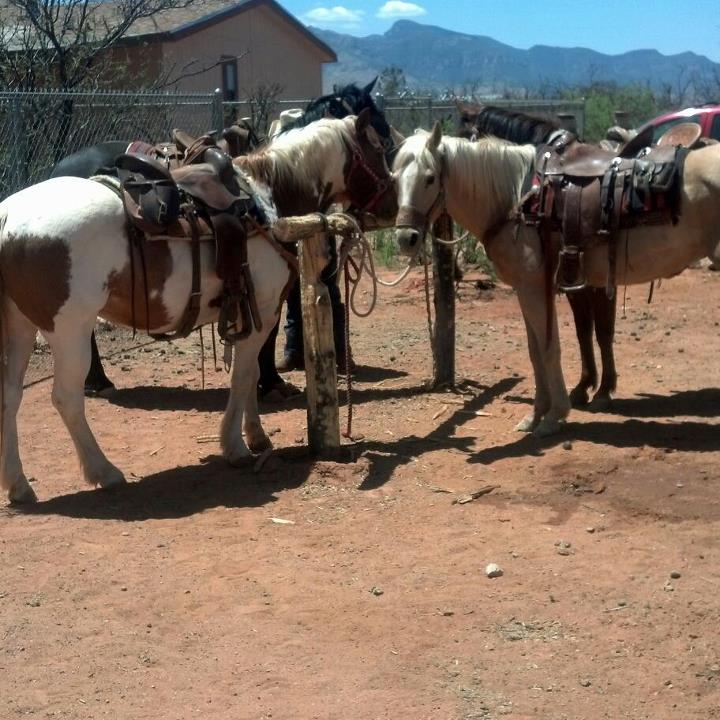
[558,246,586,292]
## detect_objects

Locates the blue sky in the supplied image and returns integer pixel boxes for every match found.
[283,0,720,62]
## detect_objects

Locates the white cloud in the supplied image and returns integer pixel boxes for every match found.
[304,6,365,25]
[376,1,427,19]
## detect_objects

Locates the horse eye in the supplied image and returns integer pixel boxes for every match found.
[426,174,435,186]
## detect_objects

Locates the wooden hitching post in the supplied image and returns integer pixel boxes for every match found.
[431,212,456,388]
[298,232,341,453]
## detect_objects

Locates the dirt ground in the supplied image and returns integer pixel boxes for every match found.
[2,264,720,720]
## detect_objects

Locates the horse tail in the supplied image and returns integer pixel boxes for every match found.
[0,204,7,462]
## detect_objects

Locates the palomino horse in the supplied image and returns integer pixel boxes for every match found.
[455,100,619,408]
[393,123,720,436]
[0,113,396,504]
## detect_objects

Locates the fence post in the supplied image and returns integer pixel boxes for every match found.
[431,213,456,388]
[9,95,28,193]
[298,233,341,453]
[212,88,224,131]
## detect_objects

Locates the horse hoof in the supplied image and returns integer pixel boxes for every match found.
[98,469,126,490]
[569,386,590,408]
[9,481,38,505]
[589,394,612,412]
[84,381,116,399]
[223,445,251,467]
[515,413,539,433]
[248,436,273,454]
[532,418,565,438]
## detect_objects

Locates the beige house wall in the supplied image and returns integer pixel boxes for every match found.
[159,4,328,99]
[104,43,164,89]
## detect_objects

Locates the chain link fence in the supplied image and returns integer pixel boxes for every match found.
[0,90,585,200]
[0,90,224,200]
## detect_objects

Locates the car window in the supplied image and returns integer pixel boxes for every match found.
[710,114,720,141]
[652,115,702,142]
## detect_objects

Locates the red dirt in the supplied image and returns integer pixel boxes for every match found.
[2,266,720,719]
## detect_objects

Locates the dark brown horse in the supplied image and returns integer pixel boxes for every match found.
[455,100,617,408]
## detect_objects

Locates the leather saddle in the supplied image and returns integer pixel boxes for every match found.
[526,122,701,293]
[114,131,265,342]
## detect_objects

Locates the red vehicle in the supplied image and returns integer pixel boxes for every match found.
[638,103,720,142]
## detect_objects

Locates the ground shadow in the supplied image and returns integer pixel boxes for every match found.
[354,377,521,490]
[608,388,720,418]
[108,373,424,414]
[22,378,519,520]
[20,448,316,522]
[470,416,720,466]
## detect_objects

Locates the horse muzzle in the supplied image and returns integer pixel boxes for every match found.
[395,205,427,256]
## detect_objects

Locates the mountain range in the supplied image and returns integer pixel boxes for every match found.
[313,20,720,94]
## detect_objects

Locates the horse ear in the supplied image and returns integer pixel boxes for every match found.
[390,126,406,146]
[426,121,442,152]
[364,76,378,94]
[356,107,372,134]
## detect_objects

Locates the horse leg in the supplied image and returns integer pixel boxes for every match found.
[83,330,116,398]
[566,289,597,407]
[515,286,570,437]
[221,330,272,465]
[590,288,617,410]
[515,314,552,433]
[43,320,125,489]
[1,303,40,503]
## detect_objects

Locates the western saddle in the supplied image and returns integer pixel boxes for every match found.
[109,126,286,343]
[522,121,704,294]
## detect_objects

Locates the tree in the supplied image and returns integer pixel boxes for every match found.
[377,66,407,97]
[0,0,196,91]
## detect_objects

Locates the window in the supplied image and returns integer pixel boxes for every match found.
[710,113,720,141]
[221,59,238,102]
[652,114,701,143]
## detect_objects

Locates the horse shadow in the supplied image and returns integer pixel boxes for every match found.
[21,378,518,521]
[105,365,411,414]
[469,414,720,466]
[608,388,720,418]
[22,448,316,522]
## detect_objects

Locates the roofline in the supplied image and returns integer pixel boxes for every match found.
[119,0,337,62]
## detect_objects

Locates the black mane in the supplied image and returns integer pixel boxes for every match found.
[281,79,392,144]
[459,104,562,145]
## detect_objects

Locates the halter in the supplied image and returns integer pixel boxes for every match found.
[344,141,393,215]
[395,154,446,238]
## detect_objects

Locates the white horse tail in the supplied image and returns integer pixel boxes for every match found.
[0,204,6,463]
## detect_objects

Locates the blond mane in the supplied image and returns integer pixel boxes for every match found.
[395,132,536,236]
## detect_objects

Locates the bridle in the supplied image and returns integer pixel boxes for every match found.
[344,141,394,215]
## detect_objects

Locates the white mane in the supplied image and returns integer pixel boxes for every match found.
[267,116,354,189]
[395,132,536,237]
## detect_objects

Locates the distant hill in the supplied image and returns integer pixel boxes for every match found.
[312,20,720,93]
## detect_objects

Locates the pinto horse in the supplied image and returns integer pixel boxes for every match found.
[51,80,391,399]
[0,113,396,504]
[455,100,619,409]
[393,124,720,436]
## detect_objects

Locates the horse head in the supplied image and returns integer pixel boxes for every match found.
[392,121,444,255]
[455,99,483,140]
[343,108,398,223]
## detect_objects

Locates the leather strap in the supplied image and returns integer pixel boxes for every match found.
[151,208,203,340]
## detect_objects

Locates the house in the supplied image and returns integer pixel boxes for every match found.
[117,0,337,99]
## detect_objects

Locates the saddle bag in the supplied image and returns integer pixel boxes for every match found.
[116,153,181,235]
